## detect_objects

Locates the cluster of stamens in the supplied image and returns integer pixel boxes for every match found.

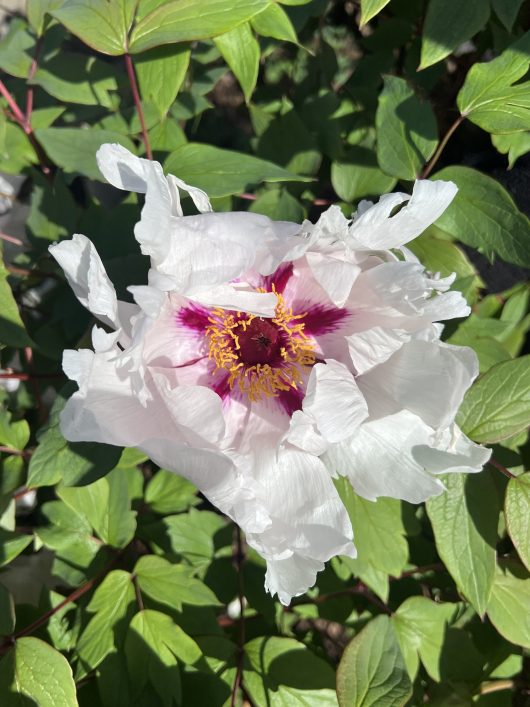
[206,288,315,402]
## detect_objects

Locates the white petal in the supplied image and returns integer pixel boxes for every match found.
[303,360,368,443]
[91,326,121,353]
[128,284,166,318]
[49,234,118,328]
[247,449,355,604]
[347,327,410,375]
[0,175,15,215]
[414,423,491,474]
[324,410,445,503]
[286,410,328,456]
[358,340,478,429]
[62,348,94,392]
[167,173,212,215]
[192,285,277,316]
[305,251,360,308]
[349,180,458,250]
[96,143,151,193]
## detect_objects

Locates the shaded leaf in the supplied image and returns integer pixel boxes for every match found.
[505,473,530,571]
[426,472,499,616]
[337,615,412,707]
[214,22,260,103]
[376,75,438,180]
[164,143,309,198]
[0,637,77,706]
[457,356,530,444]
[420,0,490,70]
[129,0,270,54]
[433,166,530,268]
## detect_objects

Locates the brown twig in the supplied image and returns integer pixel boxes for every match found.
[230,525,246,707]
[124,53,152,160]
[421,114,465,179]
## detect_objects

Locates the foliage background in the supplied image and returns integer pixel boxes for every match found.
[0,0,530,704]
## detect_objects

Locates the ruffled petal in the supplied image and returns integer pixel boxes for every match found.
[303,360,368,443]
[246,449,355,604]
[324,410,445,503]
[305,251,361,308]
[49,234,118,329]
[414,423,491,474]
[347,326,410,375]
[348,180,458,250]
[358,340,478,430]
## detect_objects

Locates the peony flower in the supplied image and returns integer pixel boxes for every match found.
[49,144,491,605]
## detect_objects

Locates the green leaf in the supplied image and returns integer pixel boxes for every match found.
[426,472,499,615]
[457,356,530,444]
[336,477,408,578]
[26,174,77,246]
[135,555,220,610]
[0,18,34,79]
[76,570,135,675]
[27,0,66,35]
[393,597,459,681]
[0,584,14,635]
[51,0,137,55]
[504,473,530,571]
[420,0,490,70]
[337,615,412,707]
[360,0,391,26]
[129,0,270,54]
[256,108,321,176]
[490,0,525,31]
[0,529,32,568]
[432,166,530,268]
[249,187,305,222]
[492,131,530,169]
[31,54,118,107]
[28,386,122,488]
[244,636,337,706]
[34,128,136,180]
[332,145,397,202]
[457,31,530,133]
[0,258,33,349]
[0,637,77,706]
[58,468,136,548]
[37,500,101,571]
[0,410,30,451]
[142,509,224,567]
[376,75,438,180]
[214,22,260,103]
[136,44,190,118]
[125,609,201,705]
[164,143,308,198]
[145,470,198,514]
[487,560,530,649]
[250,4,298,43]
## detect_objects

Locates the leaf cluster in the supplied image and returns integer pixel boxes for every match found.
[0,0,529,705]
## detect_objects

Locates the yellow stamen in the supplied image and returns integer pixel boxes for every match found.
[205,288,315,402]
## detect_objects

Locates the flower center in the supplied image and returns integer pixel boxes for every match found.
[206,290,316,402]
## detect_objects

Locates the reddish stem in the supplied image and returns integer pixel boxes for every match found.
[489,458,516,479]
[0,372,62,381]
[0,231,23,246]
[0,446,30,458]
[25,35,43,131]
[0,79,26,125]
[421,114,465,179]
[124,53,152,160]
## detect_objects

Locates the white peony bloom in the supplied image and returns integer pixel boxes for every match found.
[49,144,491,605]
